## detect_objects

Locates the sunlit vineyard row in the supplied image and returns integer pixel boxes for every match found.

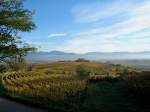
[32,61,121,76]
[1,71,87,111]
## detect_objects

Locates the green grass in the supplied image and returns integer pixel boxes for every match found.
[0,87,5,96]
[0,74,5,96]
[81,81,150,112]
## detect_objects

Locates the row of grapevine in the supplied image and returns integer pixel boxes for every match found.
[1,72,87,111]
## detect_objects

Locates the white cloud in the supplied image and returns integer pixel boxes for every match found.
[48,33,67,38]
[56,0,150,53]
[72,0,135,23]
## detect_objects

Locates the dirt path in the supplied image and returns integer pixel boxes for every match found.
[0,97,47,112]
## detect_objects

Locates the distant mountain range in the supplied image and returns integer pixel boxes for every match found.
[26,50,150,63]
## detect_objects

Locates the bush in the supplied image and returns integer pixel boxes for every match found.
[88,74,118,82]
[123,71,150,99]
[75,65,90,79]
[26,65,33,71]
[0,63,7,73]
[8,61,27,71]
[75,58,90,62]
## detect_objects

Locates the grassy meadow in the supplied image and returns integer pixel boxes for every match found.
[0,61,150,112]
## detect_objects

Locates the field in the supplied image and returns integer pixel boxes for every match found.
[0,61,150,112]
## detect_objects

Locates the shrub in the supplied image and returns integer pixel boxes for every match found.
[8,61,27,72]
[0,63,7,73]
[75,58,90,62]
[88,74,118,82]
[123,71,150,99]
[26,65,33,71]
[75,65,90,79]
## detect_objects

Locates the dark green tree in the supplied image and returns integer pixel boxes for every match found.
[0,0,36,65]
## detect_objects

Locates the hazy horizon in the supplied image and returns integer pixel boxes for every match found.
[31,50,150,54]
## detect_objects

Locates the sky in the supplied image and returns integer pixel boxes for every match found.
[22,0,150,53]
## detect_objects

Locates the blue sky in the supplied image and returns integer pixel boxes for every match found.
[22,0,150,53]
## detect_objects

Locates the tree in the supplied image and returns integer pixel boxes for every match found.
[0,0,36,65]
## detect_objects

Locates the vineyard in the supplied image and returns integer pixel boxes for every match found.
[0,61,119,111]
[0,61,150,112]
[1,71,87,111]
